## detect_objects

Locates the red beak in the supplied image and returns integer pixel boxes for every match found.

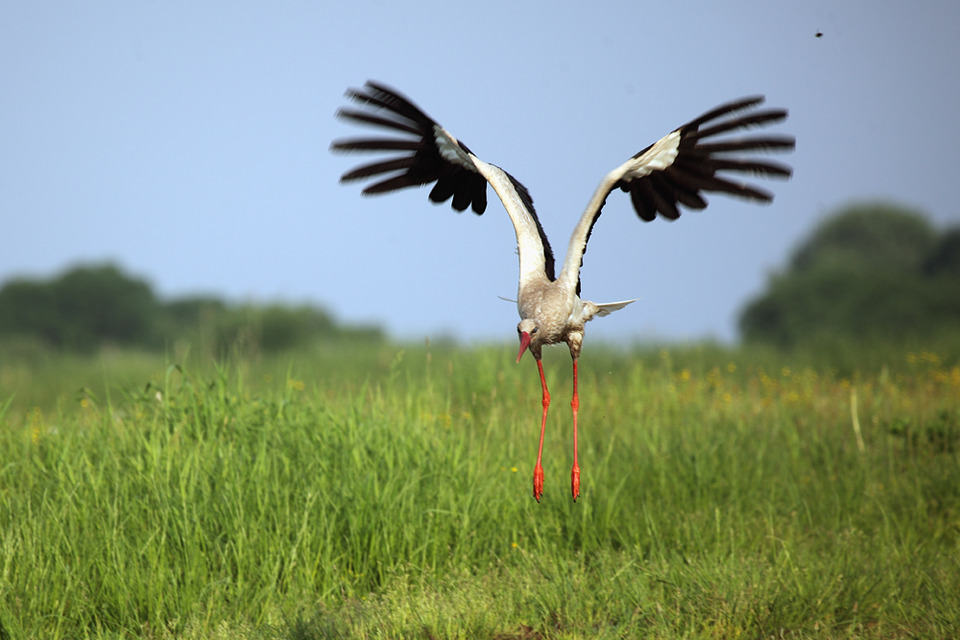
[516,331,531,363]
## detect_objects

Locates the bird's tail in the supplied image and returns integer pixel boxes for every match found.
[593,298,638,317]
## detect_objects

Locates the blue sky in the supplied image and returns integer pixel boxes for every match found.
[2,1,958,343]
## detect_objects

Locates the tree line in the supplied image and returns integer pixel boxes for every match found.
[739,202,960,348]
[0,264,383,354]
[2,202,957,354]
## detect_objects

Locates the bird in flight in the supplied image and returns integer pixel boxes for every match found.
[332,81,794,502]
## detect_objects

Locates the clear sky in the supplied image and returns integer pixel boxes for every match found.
[2,1,958,344]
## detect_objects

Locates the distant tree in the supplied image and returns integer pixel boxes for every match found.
[162,296,228,327]
[0,264,159,351]
[924,228,960,277]
[258,305,337,351]
[0,263,384,353]
[0,278,59,345]
[157,296,227,349]
[210,304,340,354]
[788,202,937,274]
[51,264,160,350]
[739,203,960,347]
[922,228,960,324]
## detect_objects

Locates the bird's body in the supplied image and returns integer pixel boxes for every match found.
[516,278,631,361]
[333,81,794,501]
[519,279,582,354]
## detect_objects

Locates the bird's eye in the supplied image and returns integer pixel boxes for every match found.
[531,327,538,334]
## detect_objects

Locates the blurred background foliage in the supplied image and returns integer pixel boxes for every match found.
[0,264,383,357]
[739,201,960,350]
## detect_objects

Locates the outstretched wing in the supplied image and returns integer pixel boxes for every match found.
[331,81,556,282]
[559,96,795,293]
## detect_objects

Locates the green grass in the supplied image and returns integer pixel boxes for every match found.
[1,341,959,638]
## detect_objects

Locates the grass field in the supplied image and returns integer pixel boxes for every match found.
[1,339,959,639]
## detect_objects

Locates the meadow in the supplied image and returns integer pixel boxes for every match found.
[1,339,959,639]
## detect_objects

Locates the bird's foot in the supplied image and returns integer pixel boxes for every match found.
[533,463,544,502]
[571,464,580,502]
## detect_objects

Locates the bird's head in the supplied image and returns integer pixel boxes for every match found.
[516,318,539,363]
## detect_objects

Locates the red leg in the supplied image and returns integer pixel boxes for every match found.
[533,358,549,502]
[571,359,580,501]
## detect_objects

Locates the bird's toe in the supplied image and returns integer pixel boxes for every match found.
[533,464,544,502]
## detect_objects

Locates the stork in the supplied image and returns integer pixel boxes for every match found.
[332,81,794,502]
